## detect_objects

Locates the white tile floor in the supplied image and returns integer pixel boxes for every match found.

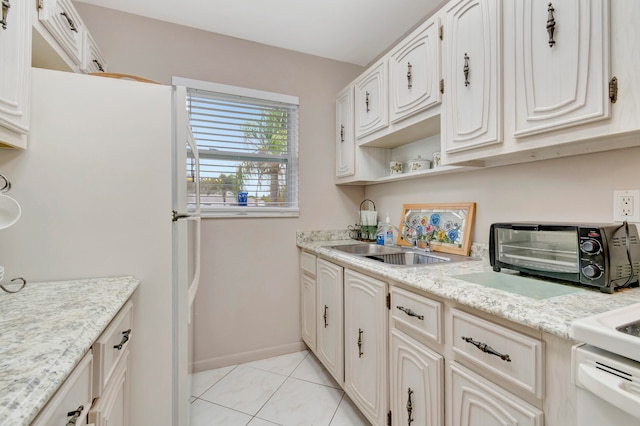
[190,350,371,426]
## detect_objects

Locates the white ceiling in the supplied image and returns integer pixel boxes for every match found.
[75,0,443,66]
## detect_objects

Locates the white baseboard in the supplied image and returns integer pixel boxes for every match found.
[192,341,308,373]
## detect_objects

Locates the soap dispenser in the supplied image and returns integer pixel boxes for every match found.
[384,213,395,246]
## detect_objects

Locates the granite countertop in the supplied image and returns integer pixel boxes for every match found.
[297,231,640,340]
[0,276,140,426]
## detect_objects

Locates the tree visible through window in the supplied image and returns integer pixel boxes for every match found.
[184,83,299,216]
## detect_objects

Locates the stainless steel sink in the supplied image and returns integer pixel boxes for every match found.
[364,252,451,265]
[330,243,403,255]
[329,243,473,266]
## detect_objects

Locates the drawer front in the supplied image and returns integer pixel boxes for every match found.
[89,349,130,426]
[300,251,316,276]
[32,351,93,426]
[39,0,85,65]
[451,308,543,398]
[391,287,442,344]
[93,301,133,397]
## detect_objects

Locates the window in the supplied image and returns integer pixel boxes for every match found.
[173,77,299,217]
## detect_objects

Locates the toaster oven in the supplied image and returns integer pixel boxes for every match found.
[489,222,640,293]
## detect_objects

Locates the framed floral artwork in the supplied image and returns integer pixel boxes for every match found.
[397,202,476,256]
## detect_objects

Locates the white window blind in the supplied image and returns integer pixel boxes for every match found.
[178,78,299,217]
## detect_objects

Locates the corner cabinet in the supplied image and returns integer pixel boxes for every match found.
[0,0,31,148]
[344,269,388,426]
[442,0,502,155]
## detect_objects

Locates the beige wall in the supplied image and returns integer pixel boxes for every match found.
[74,3,365,369]
[365,146,640,242]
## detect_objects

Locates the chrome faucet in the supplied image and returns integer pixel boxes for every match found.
[402,221,431,252]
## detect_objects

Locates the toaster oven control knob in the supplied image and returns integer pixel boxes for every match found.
[580,239,602,254]
[582,264,603,279]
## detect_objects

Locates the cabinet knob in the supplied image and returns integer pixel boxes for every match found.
[1,0,10,30]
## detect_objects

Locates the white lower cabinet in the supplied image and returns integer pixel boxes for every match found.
[32,300,134,426]
[390,328,443,426]
[344,269,388,425]
[316,258,345,384]
[32,351,94,426]
[449,362,543,426]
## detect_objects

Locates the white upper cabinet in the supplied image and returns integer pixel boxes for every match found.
[354,60,389,140]
[0,0,31,148]
[336,86,355,177]
[82,31,108,74]
[37,0,85,65]
[509,0,610,138]
[389,15,442,124]
[442,0,502,154]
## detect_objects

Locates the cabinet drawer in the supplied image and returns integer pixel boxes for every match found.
[38,0,85,65]
[391,287,442,344]
[449,362,543,426]
[300,251,316,276]
[32,351,93,426]
[93,301,133,397]
[451,309,543,398]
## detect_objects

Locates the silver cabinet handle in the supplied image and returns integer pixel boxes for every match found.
[66,405,84,426]
[113,329,131,350]
[463,53,470,87]
[357,328,364,358]
[1,0,10,30]
[407,62,413,89]
[60,11,78,32]
[365,91,370,112]
[323,305,328,328]
[396,306,424,320]
[546,3,556,47]
[406,388,414,425]
[340,124,344,143]
[461,336,511,362]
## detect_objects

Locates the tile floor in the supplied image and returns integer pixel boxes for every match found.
[190,350,371,426]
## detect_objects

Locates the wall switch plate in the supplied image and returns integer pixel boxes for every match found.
[613,190,640,222]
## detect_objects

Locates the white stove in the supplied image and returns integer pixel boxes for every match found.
[570,302,640,363]
[570,302,640,425]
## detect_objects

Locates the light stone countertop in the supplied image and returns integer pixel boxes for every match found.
[0,276,139,426]
[297,231,640,340]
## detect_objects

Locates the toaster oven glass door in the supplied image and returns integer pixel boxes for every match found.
[496,228,579,273]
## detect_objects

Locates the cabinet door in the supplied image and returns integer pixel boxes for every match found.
[443,0,502,153]
[336,86,355,177]
[354,60,388,139]
[89,350,130,426]
[0,0,30,148]
[390,329,443,426]
[389,16,441,123]
[301,273,316,352]
[509,0,610,137]
[82,31,108,74]
[38,0,85,65]
[316,259,344,384]
[449,362,543,426]
[344,269,387,425]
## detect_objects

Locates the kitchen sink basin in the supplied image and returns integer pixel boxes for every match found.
[330,243,403,255]
[329,243,473,266]
[364,252,451,265]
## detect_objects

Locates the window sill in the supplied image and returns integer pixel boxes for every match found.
[201,207,300,219]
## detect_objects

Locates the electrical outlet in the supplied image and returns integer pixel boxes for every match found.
[613,190,640,222]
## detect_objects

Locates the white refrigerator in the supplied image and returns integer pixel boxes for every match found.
[0,68,199,425]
